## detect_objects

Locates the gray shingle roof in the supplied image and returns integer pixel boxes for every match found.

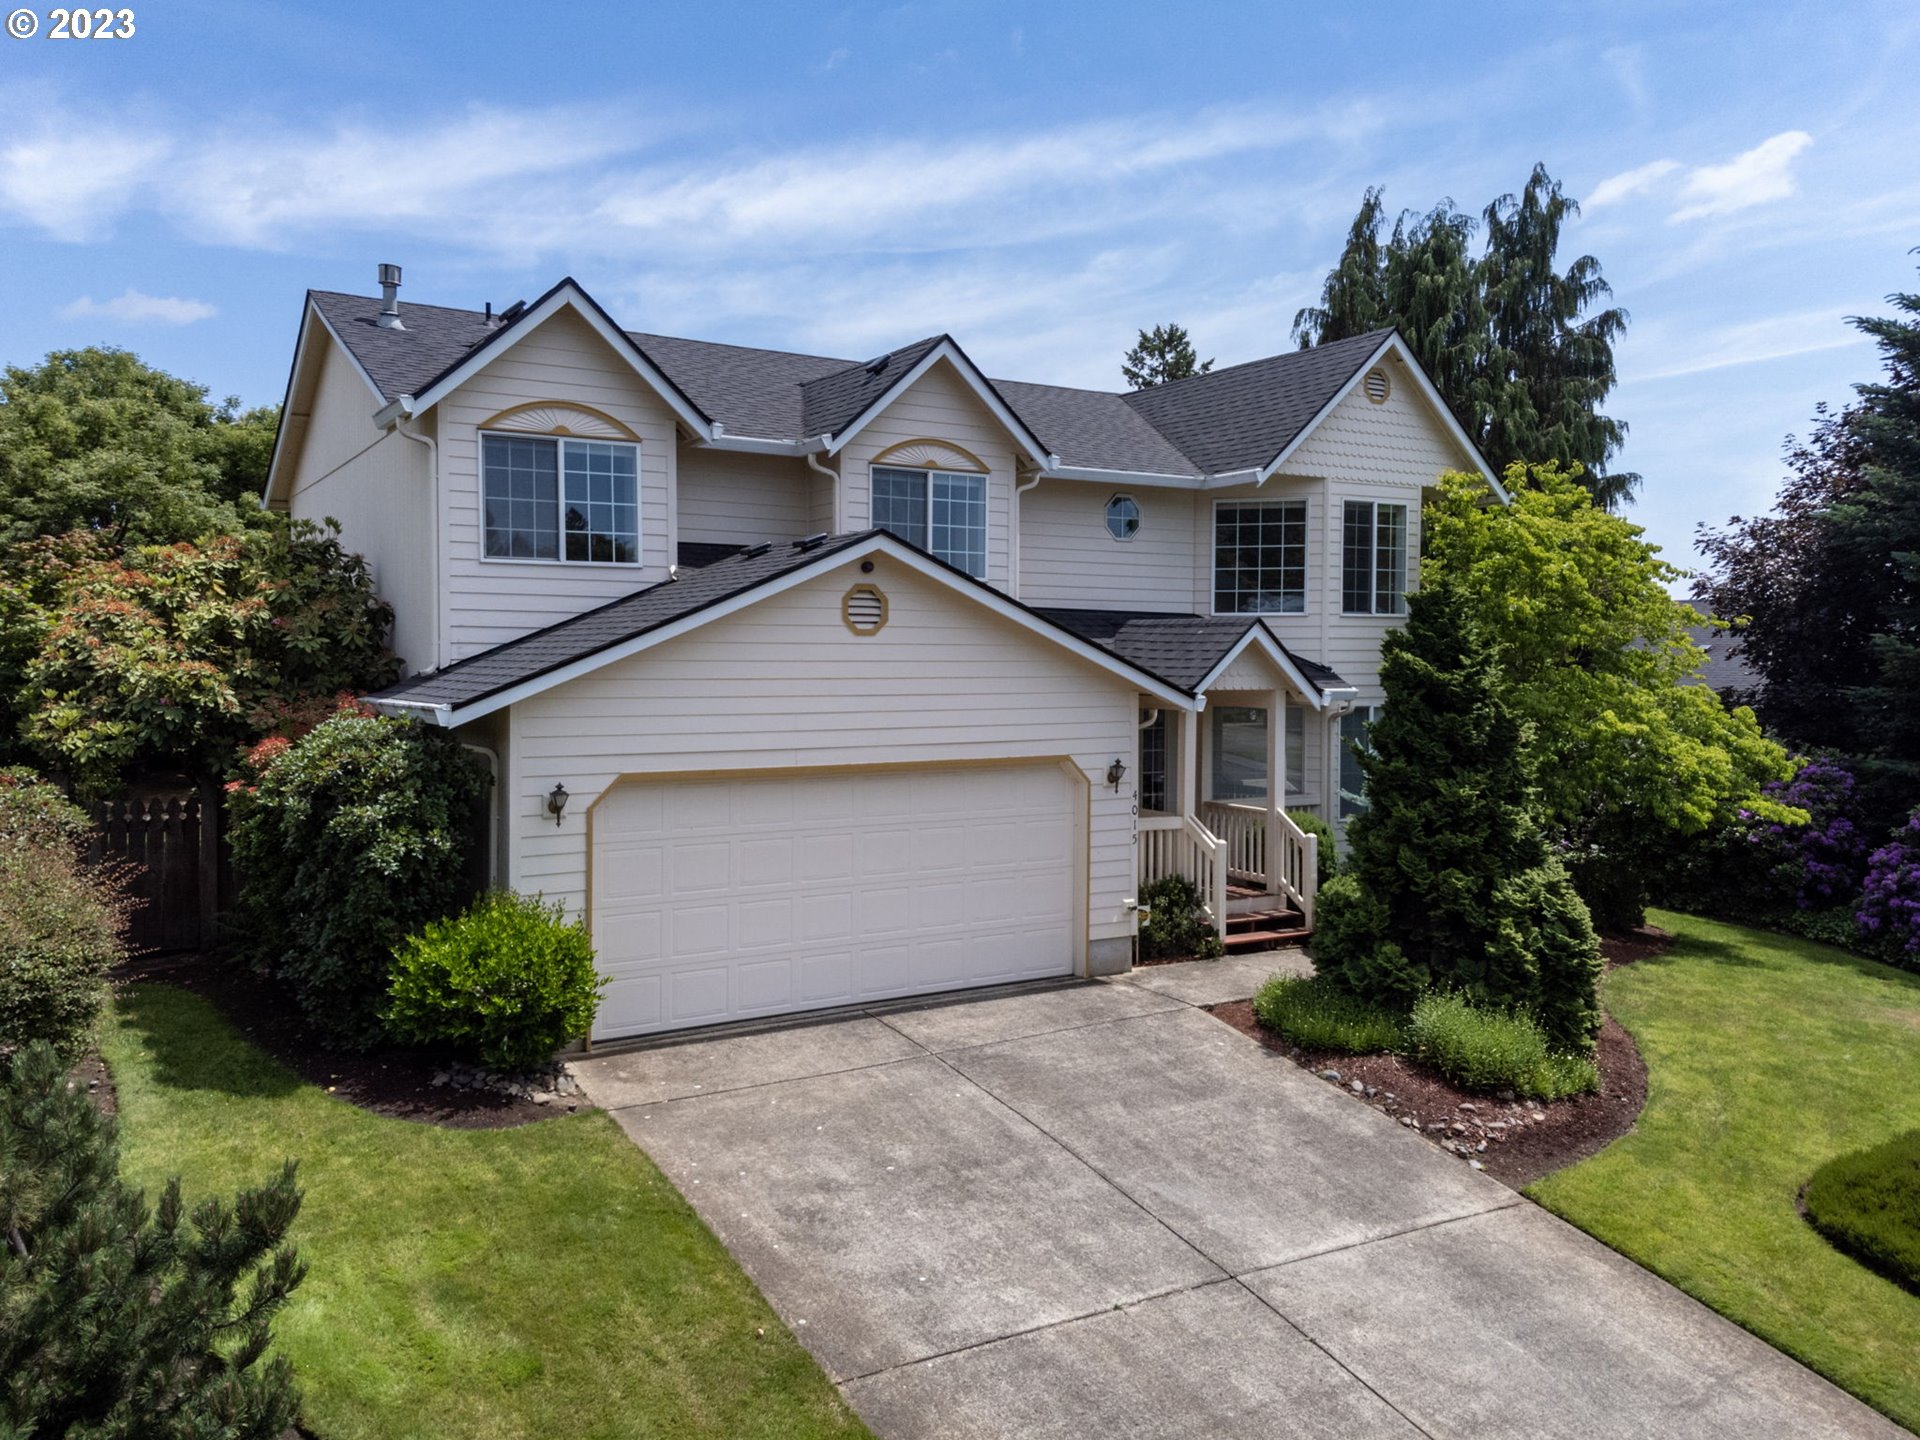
[376,534,874,710]
[309,287,1411,482]
[1033,609,1348,696]
[800,337,946,439]
[1120,329,1396,476]
[1682,600,1758,697]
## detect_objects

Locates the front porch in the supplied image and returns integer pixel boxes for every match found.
[1135,671,1326,949]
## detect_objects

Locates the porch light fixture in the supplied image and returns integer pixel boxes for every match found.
[546,782,570,826]
[1106,759,1127,789]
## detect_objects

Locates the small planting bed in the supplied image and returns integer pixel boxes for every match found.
[1207,927,1660,1187]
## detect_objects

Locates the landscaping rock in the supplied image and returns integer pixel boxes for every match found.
[1319,1068,1342,1082]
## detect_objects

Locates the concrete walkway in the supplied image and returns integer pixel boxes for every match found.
[575,958,1905,1440]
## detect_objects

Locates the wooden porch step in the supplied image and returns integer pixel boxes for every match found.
[1225,908,1301,934]
[1223,926,1313,953]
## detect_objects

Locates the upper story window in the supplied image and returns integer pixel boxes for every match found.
[1214,499,1306,614]
[1342,500,1406,615]
[872,465,987,578]
[1105,494,1141,541]
[482,433,639,564]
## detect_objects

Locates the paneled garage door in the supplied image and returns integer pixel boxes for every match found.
[590,763,1081,1039]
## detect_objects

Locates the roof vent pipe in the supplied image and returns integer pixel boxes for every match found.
[376,263,405,329]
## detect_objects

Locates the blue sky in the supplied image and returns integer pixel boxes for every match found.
[3,0,1917,575]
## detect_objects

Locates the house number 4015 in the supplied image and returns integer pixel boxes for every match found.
[48,7,136,37]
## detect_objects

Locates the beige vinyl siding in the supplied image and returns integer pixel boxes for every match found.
[1282,356,1475,486]
[502,557,1141,947]
[1019,479,1195,612]
[288,338,435,675]
[437,309,681,661]
[839,360,1018,590]
[677,449,813,549]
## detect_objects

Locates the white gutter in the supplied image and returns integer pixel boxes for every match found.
[705,426,833,458]
[367,697,454,725]
[1047,464,1200,488]
[803,443,843,533]
[393,409,444,674]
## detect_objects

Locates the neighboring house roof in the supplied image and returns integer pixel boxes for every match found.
[1033,608,1350,701]
[368,531,1201,723]
[1683,600,1759,696]
[300,284,1487,485]
[1119,329,1398,476]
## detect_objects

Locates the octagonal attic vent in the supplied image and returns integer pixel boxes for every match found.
[1363,367,1391,404]
[843,584,888,635]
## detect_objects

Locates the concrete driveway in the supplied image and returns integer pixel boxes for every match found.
[575,956,1905,1440]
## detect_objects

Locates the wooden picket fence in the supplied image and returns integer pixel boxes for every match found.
[86,784,232,954]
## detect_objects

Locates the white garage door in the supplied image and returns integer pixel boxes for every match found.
[590,763,1081,1039]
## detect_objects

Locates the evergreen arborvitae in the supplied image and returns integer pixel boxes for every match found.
[1314,578,1602,1048]
[0,1042,306,1438]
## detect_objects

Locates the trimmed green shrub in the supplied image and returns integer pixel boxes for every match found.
[1288,809,1338,887]
[1804,1129,1920,1294]
[1138,874,1223,960]
[1251,974,1406,1053]
[386,892,604,1071]
[1317,579,1603,1049]
[0,1041,305,1436]
[1406,991,1599,1100]
[0,768,125,1059]
[228,714,491,1049]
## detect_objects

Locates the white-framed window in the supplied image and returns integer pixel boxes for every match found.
[872,465,987,577]
[1206,702,1308,803]
[1106,493,1141,541]
[1342,500,1407,615]
[1338,704,1379,820]
[482,433,639,564]
[1214,499,1307,614]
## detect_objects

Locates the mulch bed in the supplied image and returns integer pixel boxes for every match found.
[111,952,584,1130]
[1206,926,1667,1188]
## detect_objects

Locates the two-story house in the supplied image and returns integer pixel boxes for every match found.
[264,267,1501,1042]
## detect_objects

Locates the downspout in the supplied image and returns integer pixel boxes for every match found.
[1012,466,1043,599]
[804,445,841,534]
[394,411,443,674]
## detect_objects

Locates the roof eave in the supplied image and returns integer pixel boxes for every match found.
[822,338,1057,470]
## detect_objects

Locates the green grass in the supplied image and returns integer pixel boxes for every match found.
[1406,991,1599,1100]
[102,983,870,1440]
[1530,911,1920,1431]
[1805,1129,1920,1295]
[1251,973,1406,1053]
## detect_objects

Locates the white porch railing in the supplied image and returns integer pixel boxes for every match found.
[1198,800,1318,927]
[1137,813,1229,940]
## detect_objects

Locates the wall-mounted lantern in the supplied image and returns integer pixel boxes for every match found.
[1106,759,1127,789]
[546,782,570,827]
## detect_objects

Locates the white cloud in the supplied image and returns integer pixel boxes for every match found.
[1587,159,1681,210]
[1671,130,1814,221]
[0,128,171,241]
[1626,305,1868,382]
[62,289,216,325]
[814,47,849,74]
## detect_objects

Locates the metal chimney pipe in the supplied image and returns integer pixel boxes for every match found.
[376,263,404,329]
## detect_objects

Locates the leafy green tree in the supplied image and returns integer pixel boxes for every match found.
[17,519,396,792]
[0,348,277,549]
[227,714,492,1049]
[1697,269,1920,787]
[1293,165,1636,506]
[1312,577,1602,1048]
[1122,323,1213,389]
[1426,464,1800,927]
[0,1042,305,1438]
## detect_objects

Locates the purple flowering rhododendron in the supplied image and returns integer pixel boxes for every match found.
[1858,808,1920,962]
[1742,760,1870,910]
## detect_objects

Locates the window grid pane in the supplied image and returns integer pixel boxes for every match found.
[1210,705,1269,802]
[1339,706,1375,818]
[562,441,639,563]
[483,435,559,559]
[1213,501,1306,613]
[1342,501,1375,614]
[872,467,928,547]
[1374,504,1406,615]
[930,471,987,578]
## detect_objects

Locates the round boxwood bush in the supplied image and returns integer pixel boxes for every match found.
[227,714,491,1049]
[385,891,604,1072]
[1804,1129,1920,1295]
[1138,874,1222,960]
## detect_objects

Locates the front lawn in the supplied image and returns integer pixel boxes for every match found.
[103,983,870,1440]
[1529,911,1920,1431]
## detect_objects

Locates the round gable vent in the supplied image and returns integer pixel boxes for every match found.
[1363,368,1392,404]
[843,583,888,635]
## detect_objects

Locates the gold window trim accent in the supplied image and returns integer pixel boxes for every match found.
[478,401,642,441]
[870,437,990,473]
[842,583,888,636]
